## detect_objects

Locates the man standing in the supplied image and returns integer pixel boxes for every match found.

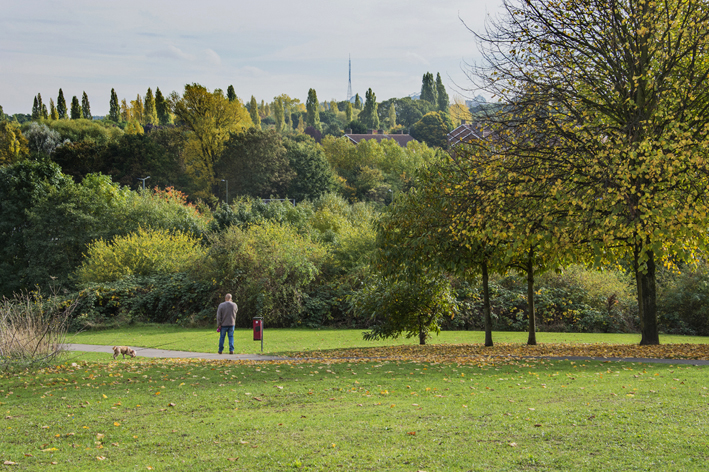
[217,294,238,354]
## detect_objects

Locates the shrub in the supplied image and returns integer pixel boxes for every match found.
[195,222,327,327]
[658,263,709,335]
[0,291,76,371]
[448,265,638,333]
[77,228,204,283]
[68,274,215,329]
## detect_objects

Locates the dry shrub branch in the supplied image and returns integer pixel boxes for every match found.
[0,292,76,371]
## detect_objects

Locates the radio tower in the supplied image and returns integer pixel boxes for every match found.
[347,55,353,101]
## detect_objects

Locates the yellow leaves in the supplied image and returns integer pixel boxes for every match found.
[113,422,121,427]
[288,342,709,365]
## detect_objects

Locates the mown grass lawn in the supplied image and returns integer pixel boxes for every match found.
[1,351,708,471]
[68,325,709,355]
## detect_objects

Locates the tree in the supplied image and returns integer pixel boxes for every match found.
[0,160,71,296]
[109,88,120,122]
[273,99,285,132]
[57,89,67,119]
[345,101,353,122]
[471,0,709,345]
[435,73,449,113]
[130,94,144,124]
[356,273,456,345]
[144,88,157,125]
[387,103,396,129]
[249,95,261,127]
[274,94,301,130]
[360,88,379,130]
[70,96,81,120]
[354,93,362,110]
[120,99,131,122]
[31,96,40,121]
[80,92,91,119]
[409,112,448,148]
[155,87,171,125]
[214,128,294,198]
[227,85,237,102]
[171,83,251,197]
[49,98,58,120]
[0,121,29,165]
[24,122,64,156]
[345,120,367,134]
[283,139,333,201]
[305,88,321,131]
[420,72,437,106]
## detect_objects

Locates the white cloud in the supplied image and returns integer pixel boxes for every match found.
[147,45,194,61]
[204,49,221,66]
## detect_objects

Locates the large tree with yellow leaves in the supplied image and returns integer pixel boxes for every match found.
[170,84,252,199]
[469,0,709,344]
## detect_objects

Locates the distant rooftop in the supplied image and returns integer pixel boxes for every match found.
[447,122,493,146]
[344,129,416,147]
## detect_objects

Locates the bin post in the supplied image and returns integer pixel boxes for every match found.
[253,317,264,353]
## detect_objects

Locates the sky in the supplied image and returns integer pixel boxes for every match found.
[1,0,505,115]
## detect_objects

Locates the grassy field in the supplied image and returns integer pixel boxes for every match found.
[68,325,709,355]
[1,353,707,471]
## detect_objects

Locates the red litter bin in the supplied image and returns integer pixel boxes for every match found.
[253,317,263,352]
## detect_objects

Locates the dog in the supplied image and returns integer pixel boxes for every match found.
[112,346,137,360]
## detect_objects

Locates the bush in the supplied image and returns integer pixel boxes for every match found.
[77,228,205,283]
[194,222,327,327]
[0,291,76,371]
[448,265,638,333]
[658,263,709,335]
[68,274,215,329]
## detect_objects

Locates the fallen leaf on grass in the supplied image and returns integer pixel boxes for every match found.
[534,424,542,427]
[252,397,262,402]
[114,422,121,426]
[41,448,58,452]
[96,434,105,440]
[51,462,58,465]
[509,443,518,447]
[227,458,239,461]
[239,440,249,444]
[3,461,16,465]
[407,432,416,436]
[96,456,106,461]
[23,454,32,457]
[168,403,176,407]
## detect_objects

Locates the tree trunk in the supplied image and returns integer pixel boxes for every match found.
[482,260,493,347]
[419,328,426,345]
[526,248,537,346]
[419,316,427,345]
[636,249,660,345]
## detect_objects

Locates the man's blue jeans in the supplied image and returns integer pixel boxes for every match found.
[219,325,235,353]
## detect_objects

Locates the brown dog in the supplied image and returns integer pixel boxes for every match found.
[112,346,136,360]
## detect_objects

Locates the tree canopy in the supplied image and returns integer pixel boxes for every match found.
[469,0,709,345]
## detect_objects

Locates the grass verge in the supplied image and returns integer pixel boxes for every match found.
[68,325,709,356]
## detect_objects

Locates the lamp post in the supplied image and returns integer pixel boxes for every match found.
[137,176,150,190]
[221,179,228,204]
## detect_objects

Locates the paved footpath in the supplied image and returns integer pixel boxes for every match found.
[62,344,709,365]
[62,344,288,361]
